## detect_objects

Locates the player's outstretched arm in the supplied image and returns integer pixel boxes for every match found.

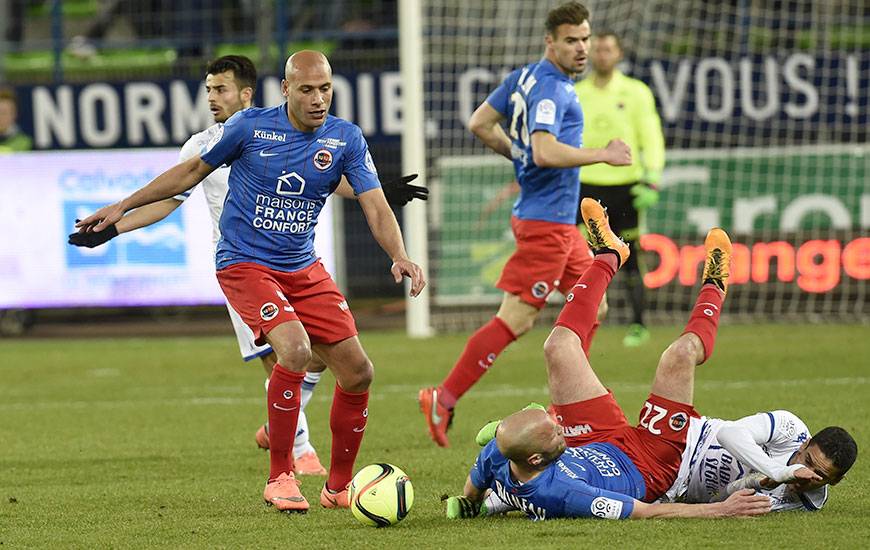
[468,102,513,161]
[631,489,771,519]
[68,198,182,248]
[717,414,820,486]
[75,156,215,233]
[357,188,426,297]
[531,132,632,168]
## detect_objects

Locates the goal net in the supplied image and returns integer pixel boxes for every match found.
[420,0,869,331]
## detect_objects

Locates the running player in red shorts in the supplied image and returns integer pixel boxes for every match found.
[441,199,760,520]
[419,1,632,447]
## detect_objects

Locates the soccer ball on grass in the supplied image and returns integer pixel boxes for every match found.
[348,463,414,527]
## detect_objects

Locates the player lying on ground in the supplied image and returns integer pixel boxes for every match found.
[474,409,857,516]
[445,199,773,520]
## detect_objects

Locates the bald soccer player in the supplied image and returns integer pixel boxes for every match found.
[76,50,426,513]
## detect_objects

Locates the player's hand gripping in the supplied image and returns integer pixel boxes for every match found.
[381,174,429,206]
[391,258,426,297]
[603,138,632,166]
[718,489,772,517]
[68,223,119,248]
[74,202,125,233]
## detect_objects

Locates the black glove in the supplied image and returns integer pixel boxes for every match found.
[68,224,119,248]
[381,174,428,206]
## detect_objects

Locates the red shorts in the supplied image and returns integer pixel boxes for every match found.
[496,216,593,308]
[557,391,699,502]
[216,261,357,346]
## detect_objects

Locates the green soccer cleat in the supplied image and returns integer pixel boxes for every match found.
[445,495,488,519]
[622,324,651,347]
[475,402,547,447]
[475,420,500,447]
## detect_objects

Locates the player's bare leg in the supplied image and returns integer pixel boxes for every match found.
[650,228,731,405]
[312,336,373,508]
[261,320,312,512]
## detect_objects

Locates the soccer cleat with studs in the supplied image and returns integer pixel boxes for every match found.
[320,483,350,509]
[418,387,454,448]
[701,228,732,294]
[579,198,630,268]
[263,472,309,513]
[445,495,486,519]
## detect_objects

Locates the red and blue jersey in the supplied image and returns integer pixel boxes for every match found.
[470,440,645,520]
[201,105,380,272]
[486,58,584,225]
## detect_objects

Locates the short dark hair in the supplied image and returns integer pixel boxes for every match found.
[206,55,257,95]
[0,87,17,106]
[595,30,623,51]
[546,2,590,37]
[810,426,858,476]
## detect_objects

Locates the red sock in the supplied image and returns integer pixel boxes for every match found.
[267,364,305,481]
[440,317,516,408]
[682,284,726,363]
[327,384,369,491]
[555,257,616,343]
[582,321,600,356]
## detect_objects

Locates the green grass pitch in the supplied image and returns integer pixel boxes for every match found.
[1,324,868,548]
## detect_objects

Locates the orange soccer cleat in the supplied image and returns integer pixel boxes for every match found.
[295,450,327,476]
[320,483,350,509]
[579,198,630,268]
[263,472,309,513]
[418,387,453,448]
[702,228,732,294]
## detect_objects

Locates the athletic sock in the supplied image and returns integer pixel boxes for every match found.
[582,321,600,356]
[267,364,305,481]
[555,256,617,343]
[440,317,517,409]
[293,409,315,457]
[681,284,725,363]
[301,370,322,410]
[327,384,369,490]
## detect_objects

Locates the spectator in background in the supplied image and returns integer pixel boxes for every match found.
[0,89,33,153]
[574,31,665,347]
[68,0,219,70]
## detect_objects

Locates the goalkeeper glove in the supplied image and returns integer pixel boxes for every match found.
[630,181,660,210]
[68,224,119,248]
[381,173,428,206]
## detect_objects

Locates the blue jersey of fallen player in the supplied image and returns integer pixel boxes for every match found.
[200,105,381,272]
[470,440,646,520]
[486,58,584,225]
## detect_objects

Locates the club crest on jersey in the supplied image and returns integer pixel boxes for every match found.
[313,149,333,170]
[531,281,550,299]
[669,412,689,431]
[260,302,279,321]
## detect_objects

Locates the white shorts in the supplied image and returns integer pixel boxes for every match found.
[226,299,273,361]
